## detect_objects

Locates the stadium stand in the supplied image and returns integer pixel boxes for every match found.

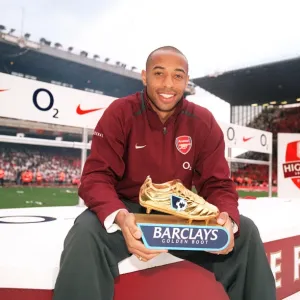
[0,143,81,186]
[0,31,196,98]
[247,106,300,135]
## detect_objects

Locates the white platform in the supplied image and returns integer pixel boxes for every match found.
[0,197,300,294]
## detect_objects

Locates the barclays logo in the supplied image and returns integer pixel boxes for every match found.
[153,227,219,245]
[137,223,230,251]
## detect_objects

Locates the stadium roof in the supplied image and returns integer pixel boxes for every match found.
[192,56,300,107]
[0,34,196,97]
[0,35,144,98]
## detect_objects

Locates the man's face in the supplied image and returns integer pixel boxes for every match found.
[141,50,189,112]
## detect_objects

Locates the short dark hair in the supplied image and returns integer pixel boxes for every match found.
[146,46,188,70]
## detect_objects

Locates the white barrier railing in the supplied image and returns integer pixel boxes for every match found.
[0,134,91,149]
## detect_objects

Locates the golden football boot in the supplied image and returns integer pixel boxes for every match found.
[139,176,219,225]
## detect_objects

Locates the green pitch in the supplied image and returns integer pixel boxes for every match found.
[0,187,276,209]
[0,187,79,209]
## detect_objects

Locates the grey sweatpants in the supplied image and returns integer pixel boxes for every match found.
[53,201,276,300]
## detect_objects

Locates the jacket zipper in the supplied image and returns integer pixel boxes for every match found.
[160,126,167,180]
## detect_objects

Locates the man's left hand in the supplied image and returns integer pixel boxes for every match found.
[208,212,234,255]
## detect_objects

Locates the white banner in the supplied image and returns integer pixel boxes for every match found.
[0,72,116,129]
[0,72,272,154]
[219,122,273,154]
[277,133,300,198]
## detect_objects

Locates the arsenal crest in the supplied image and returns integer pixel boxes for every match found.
[283,140,300,189]
[175,135,192,155]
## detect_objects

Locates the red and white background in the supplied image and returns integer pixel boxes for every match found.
[278,133,300,198]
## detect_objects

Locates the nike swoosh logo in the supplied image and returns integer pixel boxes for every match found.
[135,144,146,149]
[243,137,253,142]
[76,105,104,115]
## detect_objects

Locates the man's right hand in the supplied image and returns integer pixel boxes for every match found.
[116,210,168,262]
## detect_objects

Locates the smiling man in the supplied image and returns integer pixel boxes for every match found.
[143,47,189,120]
[53,46,276,300]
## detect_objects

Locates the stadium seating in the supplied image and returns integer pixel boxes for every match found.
[0,143,81,185]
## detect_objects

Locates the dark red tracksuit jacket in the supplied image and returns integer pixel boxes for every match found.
[79,90,240,228]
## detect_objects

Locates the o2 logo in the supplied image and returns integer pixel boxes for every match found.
[182,161,192,171]
[33,88,59,118]
[226,127,236,145]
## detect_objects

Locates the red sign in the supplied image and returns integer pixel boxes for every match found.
[283,141,300,189]
[265,235,300,299]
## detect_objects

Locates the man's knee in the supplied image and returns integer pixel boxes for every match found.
[74,209,103,232]
[66,209,127,254]
[63,209,104,249]
[238,215,261,242]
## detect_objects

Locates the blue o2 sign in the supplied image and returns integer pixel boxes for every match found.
[33,88,59,118]
[137,223,230,251]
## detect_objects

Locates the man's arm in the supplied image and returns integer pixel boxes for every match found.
[193,112,240,231]
[78,100,129,226]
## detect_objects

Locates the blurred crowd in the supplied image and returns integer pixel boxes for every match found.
[0,143,81,186]
[247,106,300,134]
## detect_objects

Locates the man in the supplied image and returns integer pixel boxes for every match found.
[53,46,276,300]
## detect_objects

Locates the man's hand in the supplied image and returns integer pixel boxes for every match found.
[209,212,234,255]
[116,211,168,262]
